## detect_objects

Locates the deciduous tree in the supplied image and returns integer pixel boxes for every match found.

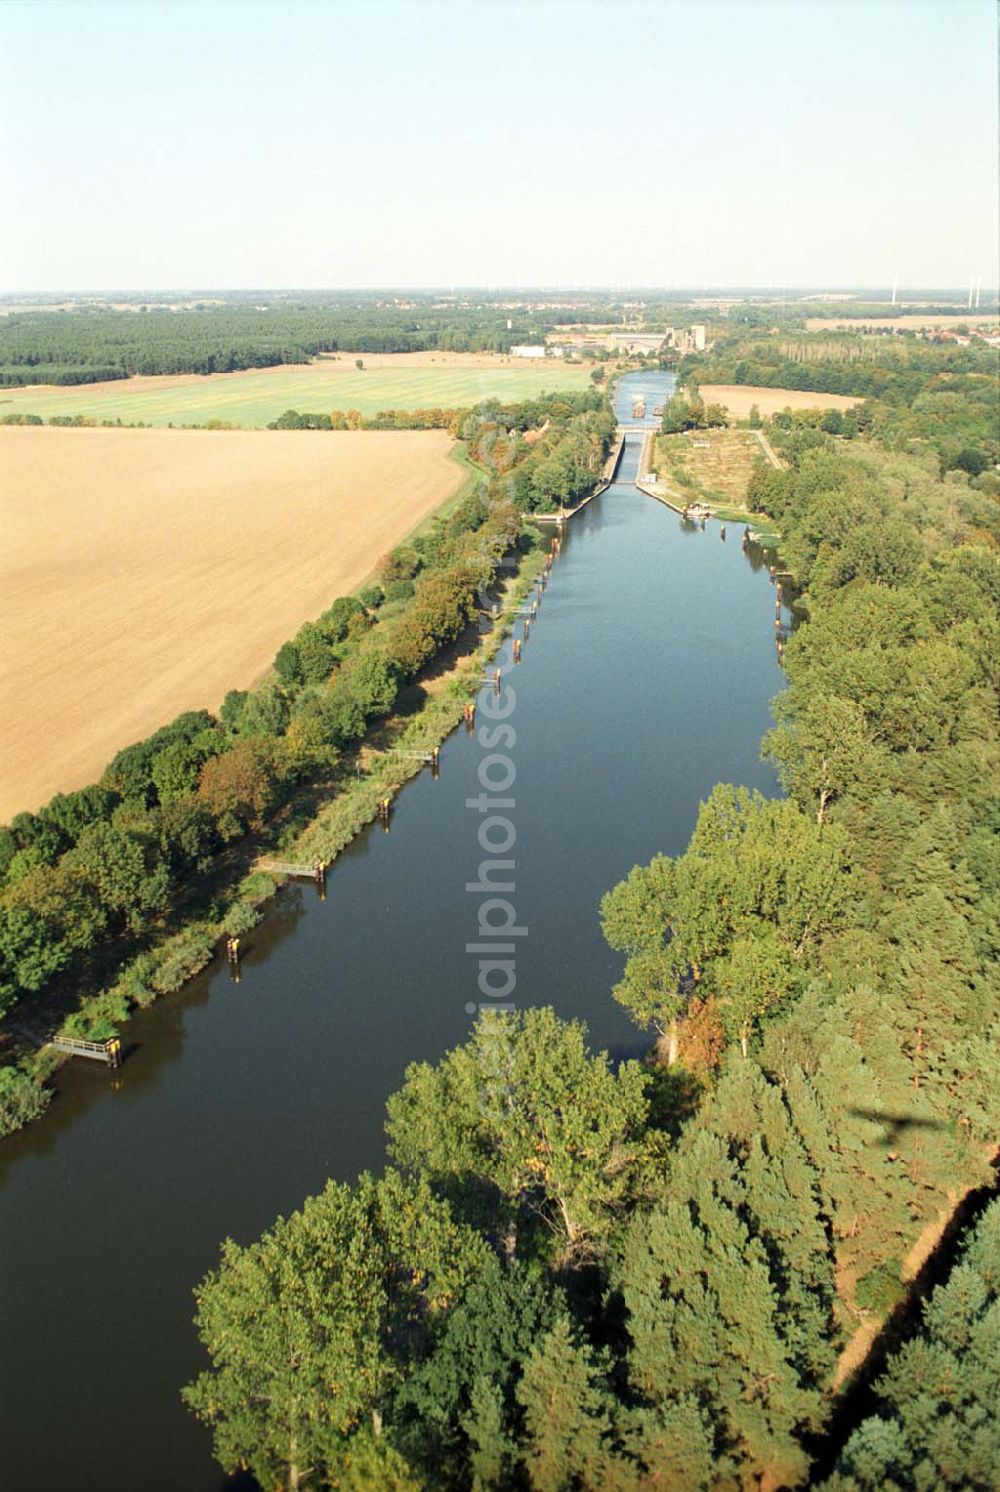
[183,1170,486,1492]
[386,1008,652,1264]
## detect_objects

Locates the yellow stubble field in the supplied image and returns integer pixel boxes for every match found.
[0,426,466,819]
[698,385,862,419]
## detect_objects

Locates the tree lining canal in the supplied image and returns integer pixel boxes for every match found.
[0,372,790,1491]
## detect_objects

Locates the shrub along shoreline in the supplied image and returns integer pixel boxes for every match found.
[0,390,614,1137]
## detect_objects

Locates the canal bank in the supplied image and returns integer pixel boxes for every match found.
[0,372,792,1492]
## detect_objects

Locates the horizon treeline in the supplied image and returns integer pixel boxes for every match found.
[0,306,558,386]
[3,293,995,392]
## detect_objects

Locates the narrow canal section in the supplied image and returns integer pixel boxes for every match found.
[0,374,791,1492]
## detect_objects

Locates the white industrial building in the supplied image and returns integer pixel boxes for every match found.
[606,333,668,354]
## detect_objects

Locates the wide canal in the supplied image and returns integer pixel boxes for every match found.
[0,372,788,1490]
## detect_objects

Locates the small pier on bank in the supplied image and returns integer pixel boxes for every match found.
[51,1035,122,1068]
[256,858,328,883]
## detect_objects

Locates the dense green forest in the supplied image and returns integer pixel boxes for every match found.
[0,304,552,385]
[822,1198,1000,1490]
[179,364,999,1486]
[0,390,614,1133]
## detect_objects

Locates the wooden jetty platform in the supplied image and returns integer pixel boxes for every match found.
[52,1035,122,1068]
[256,857,327,881]
[392,747,440,766]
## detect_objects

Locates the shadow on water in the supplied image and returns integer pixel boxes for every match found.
[0,372,790,1492]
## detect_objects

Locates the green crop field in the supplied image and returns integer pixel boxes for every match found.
[0,354,593,428]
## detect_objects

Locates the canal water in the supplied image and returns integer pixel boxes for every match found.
[0,373,787,1491]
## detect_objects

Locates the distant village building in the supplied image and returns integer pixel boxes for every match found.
[509,344,547,358]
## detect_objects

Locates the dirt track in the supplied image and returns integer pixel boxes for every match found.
[0,426,465,819]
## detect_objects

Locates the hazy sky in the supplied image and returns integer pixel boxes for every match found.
[2,0,996,292]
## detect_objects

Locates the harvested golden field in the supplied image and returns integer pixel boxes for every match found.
[699,384,861,418]
[0,426,465,819]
